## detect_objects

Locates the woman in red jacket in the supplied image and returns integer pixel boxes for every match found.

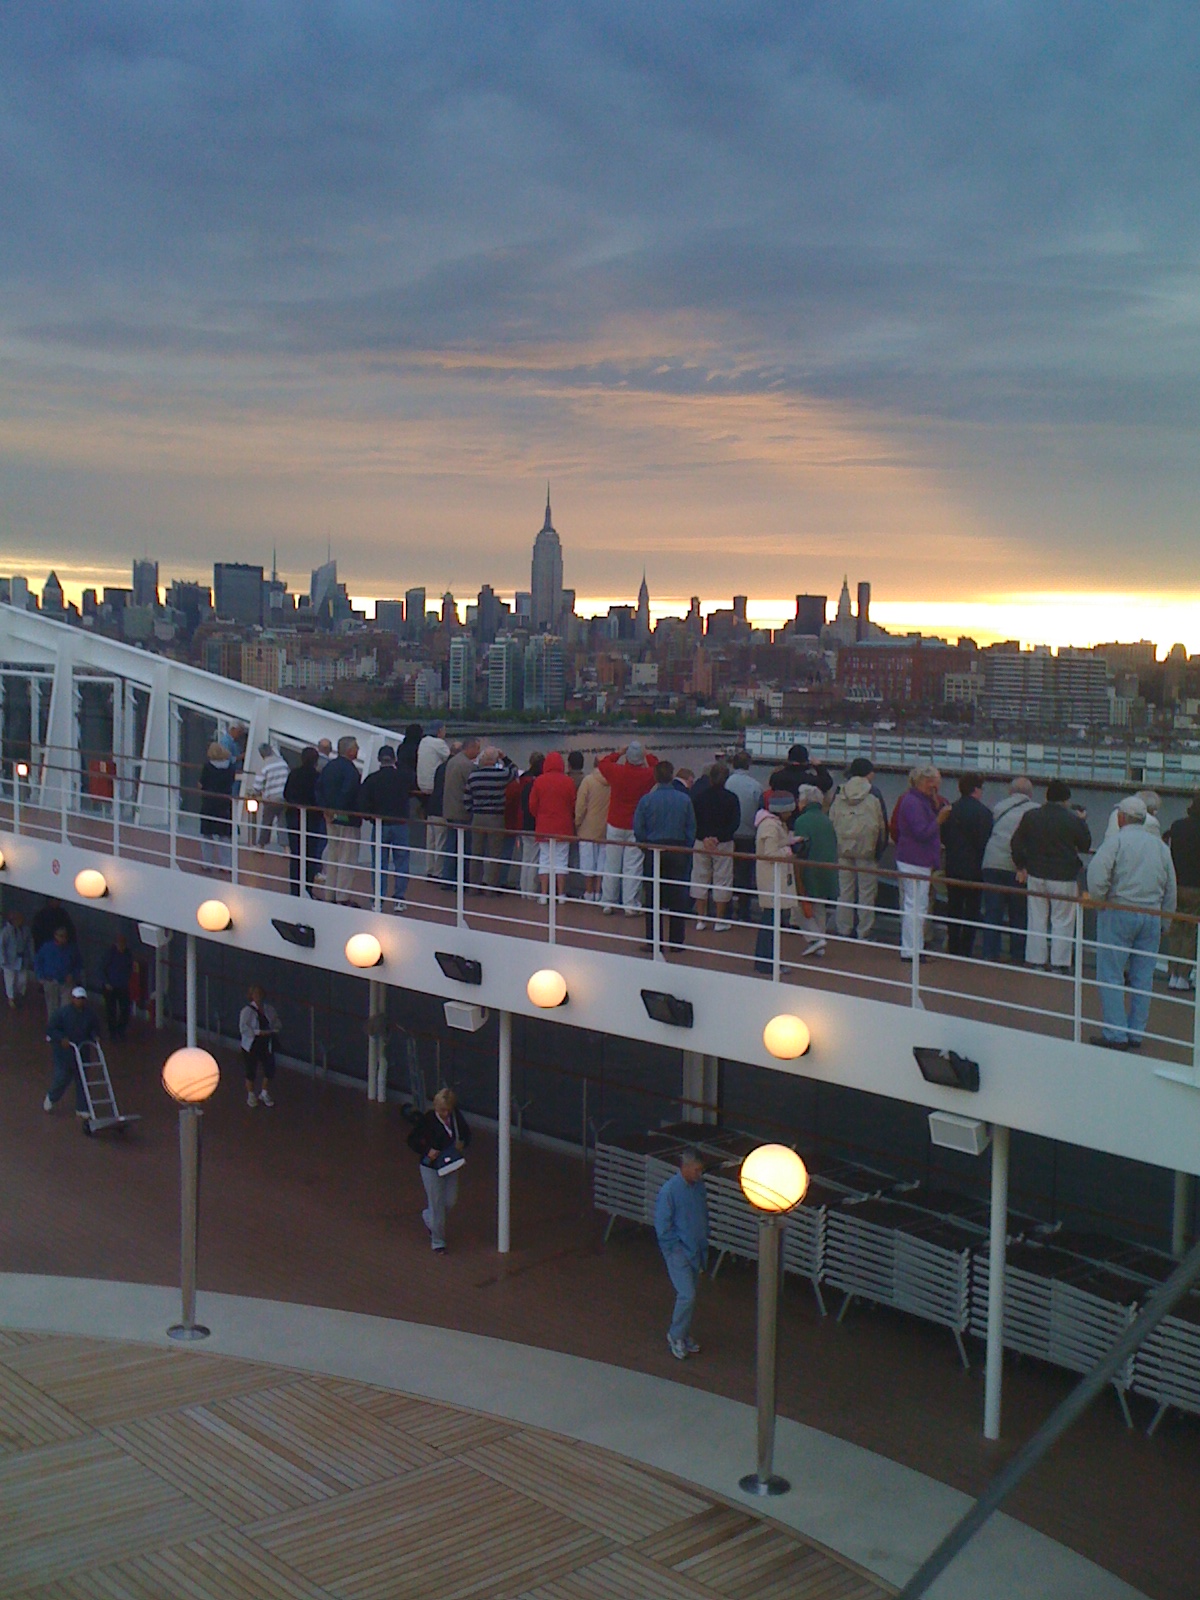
[529,751,577,905]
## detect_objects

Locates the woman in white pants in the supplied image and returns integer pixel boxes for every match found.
[408,1088,470,1254]
[891,767,951,960]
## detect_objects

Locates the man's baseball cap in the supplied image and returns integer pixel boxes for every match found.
[71,985,88,998]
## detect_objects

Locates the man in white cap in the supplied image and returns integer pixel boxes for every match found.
[1086,794,1177,1050]
[44,985,101,1115]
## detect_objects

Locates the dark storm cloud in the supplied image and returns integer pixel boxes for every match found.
[3,1,1200,586]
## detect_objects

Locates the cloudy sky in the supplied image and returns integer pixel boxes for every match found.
[2,3,1198,644]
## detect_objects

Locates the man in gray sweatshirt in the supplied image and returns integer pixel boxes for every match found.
[1086,795,1177,1050]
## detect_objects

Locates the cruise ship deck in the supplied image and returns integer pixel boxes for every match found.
[2,606,1199,1598]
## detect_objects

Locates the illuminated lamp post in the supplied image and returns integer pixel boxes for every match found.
[161,1047,220,1341]
[738,1142,809,1497]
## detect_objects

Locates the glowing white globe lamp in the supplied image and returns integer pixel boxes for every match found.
[346,932,383,968]
[196,899,232,932]
[739,1144,809,1214]
[762,1014,810,1060]
[527,968,568,1008]
[162,1047,221,1105]
[74,867,108,899]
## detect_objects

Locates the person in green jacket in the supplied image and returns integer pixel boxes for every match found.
[792,784,839,942]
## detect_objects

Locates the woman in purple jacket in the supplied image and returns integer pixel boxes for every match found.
[893,765,951,961]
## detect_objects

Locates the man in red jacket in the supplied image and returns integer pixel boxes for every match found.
[598,741,658,915]
[529,752,577,905]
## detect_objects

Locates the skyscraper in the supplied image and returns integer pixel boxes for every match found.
[530,486,564,633]
[856,582,871,643]
[794,594,827,637]
[488,635,524,711]
[524,635,566,713]
[214,562,264,627]
[448,635,476,711]
[475,584,504,645]
[635,573,651,640]
[132,559,159,608]
[404,587,426,639]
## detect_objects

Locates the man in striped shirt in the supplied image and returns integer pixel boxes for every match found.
[252,743,290,849]
[465,746,518,892]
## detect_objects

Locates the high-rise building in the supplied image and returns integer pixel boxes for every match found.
[733,595,748,624]
[10,576,30,611]
[488,635,524,711]
[310,560,338,618]
[856,582,871,642]
[404,587,426,640]
[793,594,827,637]
[475,584,504,645]
[132,559,159,608]
[530,487,564,633]
[514,590,532,622]
[635,573,651,640]
[41,571,65,613]
[441,592,459,629]
[166,580,211,637]
[448,635,476,711]
[524,634,566,713]
[213,562,264,627]
[375,600,405,634]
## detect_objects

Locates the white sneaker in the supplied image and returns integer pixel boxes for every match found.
[1169,976,1185,991]
[694,919,708,932]
[602,904,615,915]
[668,1337,688,1360]
[802,937,826,957]
[42,1094,54,1113]
[258,1088,274,1107]
[246,1090,258,1108]
[538,895,548,906]
[624,907,641,917]
[712,921,732,933]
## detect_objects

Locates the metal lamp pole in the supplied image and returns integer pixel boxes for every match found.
[161,1047,221,1342]
[737,1143,809,1499]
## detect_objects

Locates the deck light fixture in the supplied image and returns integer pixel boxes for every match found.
[914,1047,980,1093]
[245,797,259,815]
[272,918,316,949]
[527,968,568,1008]
[762,1014,810,1060]
[196,899,232,932]
[74,867,108,899]
[640,989,694,1028]
[162,1047,220,1343]
[435,951,482,985]
[346,932,383,968]
[738,1143,809,1499]
[0,848,5,870]
[14,761,28,779]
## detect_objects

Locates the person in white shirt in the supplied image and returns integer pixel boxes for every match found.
[251,743,290,848]
[239,984,282,1107]
[416,721,451,877]
[1103,789,1162,839]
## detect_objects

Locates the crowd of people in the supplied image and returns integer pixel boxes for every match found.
[191,726,1200,1014]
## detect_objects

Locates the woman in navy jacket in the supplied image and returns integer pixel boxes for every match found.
[407,1088,471,1254]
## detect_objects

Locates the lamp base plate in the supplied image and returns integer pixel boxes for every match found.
[738,1473,790,1497]
[167,1324,211,1342]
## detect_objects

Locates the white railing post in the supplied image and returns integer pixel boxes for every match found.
[1073,899,1085,1044]
[299,804,307,895]
[12,768,20,835]
[455,825,465,927]
[169,779,177,869]
[373,817,382,912]
[60,760,68,844]
[772,859,782,983]
[1192,973,1200,1085]
[652,845,662,959]
[231,804,239,885]
[548,847,557,946]
[112,768,121,858]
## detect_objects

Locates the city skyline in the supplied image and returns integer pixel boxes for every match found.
[2,8,1199,648]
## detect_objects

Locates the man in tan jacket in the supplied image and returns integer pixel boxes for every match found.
[574,759,610,903]
[829,763,887,940]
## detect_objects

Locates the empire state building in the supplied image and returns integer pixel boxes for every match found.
[530,486,564,633]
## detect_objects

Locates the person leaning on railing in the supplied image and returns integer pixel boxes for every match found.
[829,759,886,943]
[198,742,235,872]
[980,776,1037,964]
[1085,795,1177,1051]
[633,760,696,953]
[283,746,321,898]
[1010,779,1091,971]
[314,735,362,906]
[1165,794,1200,992]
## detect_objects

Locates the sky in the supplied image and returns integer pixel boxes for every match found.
[2,3,1199,649]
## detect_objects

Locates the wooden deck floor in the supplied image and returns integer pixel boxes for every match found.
[0,1331,890,1600]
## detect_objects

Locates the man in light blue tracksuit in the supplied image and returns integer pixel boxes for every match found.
[654,1147,709,1360]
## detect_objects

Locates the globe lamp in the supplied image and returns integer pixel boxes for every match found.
[196,899,232,932]
[162,1047,220,1105]
[762,1014,810,1060]
[739,1143,809,1215]
[346,932,383,968]
[74,867,108,899]
[527,968,568,1008]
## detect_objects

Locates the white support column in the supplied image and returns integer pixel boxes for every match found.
[185,934,197,1049]
[498,1009,512,1254]
[984,1123,1010,1441]
[681,1050,719,1124]
[366,979,384,1101]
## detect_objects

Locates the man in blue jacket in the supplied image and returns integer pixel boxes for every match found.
[315,734,362,905]
[634,761,697,954]
[44,985,100,1115]
[654,1147,709,1359]
[34,925,84,1022]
